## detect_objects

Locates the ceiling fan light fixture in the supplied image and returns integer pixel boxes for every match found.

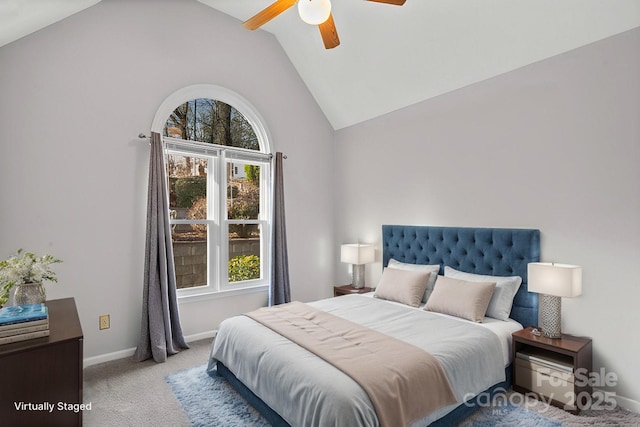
[298,0,332,25]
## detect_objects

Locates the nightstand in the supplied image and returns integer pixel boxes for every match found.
[512,327,592,414]
[333,284,372,297]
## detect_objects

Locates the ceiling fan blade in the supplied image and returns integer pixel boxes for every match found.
[243,0,297,30]
[318,13,340,49]
[367,0,406,5]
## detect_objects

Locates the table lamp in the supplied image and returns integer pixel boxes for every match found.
[341,244,375,289]
[528,262,582,338]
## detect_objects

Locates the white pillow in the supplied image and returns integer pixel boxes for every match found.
[374,268,432,307]
[444,266,522,321]
[424,276,496,322]
[387,259,440,303]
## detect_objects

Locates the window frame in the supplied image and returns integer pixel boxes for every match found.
[224,157,270,289]
[151,85,272,301]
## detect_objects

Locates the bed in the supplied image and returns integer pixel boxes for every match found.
[207,225,540,426]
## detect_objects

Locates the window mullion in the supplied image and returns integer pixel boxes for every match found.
[261,162,271,285]
[171,219,209,225]
[227,219,261,225]
[218,151,229,289]
[208,155,218,292]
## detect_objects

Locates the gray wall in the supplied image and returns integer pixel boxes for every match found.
[1,0,638,409]
[0,0,335,359]
[335,28,640,405]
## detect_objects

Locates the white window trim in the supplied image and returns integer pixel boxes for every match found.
[151,84,271,154]
[152,85,273,302]
[178,284,269,305]
[219,152,271,292]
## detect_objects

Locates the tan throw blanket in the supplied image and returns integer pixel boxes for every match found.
[245,301,457,427]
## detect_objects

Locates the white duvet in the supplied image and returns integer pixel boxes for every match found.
[207,294,522,427]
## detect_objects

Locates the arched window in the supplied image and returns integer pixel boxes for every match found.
[152,85,272,297]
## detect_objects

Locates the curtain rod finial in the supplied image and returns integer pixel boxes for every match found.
[139,133,149,139]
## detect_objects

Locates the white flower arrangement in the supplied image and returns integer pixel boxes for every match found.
[0,249,62,306]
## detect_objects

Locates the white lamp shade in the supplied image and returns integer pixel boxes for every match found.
[341,244,375,265]
[298,0,332,25]
[528,262,582,298]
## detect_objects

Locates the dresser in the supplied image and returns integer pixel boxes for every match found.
[0,298,84,426]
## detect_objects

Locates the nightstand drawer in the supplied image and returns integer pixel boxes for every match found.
[515,359,575,406]
[515,357,574,382]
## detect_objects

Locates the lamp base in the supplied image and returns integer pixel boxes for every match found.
[539,294,562,338]
[352,264,365,289]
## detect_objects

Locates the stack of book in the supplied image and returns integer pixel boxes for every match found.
[0,303,49,345]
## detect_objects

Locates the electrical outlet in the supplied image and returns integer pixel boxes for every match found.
[99,314,110,330]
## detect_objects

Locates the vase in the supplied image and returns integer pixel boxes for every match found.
[14,282,47,306]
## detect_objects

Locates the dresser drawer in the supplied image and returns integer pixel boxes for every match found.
[514,358,575,405]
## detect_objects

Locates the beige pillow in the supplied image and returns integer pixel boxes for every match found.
[424,276,496,322]
[374,268,431,307]
[387,259,440,303]
[444,266,522,321]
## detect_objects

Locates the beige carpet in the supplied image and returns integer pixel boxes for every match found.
[83,338,212,427]
[84,339,640,427]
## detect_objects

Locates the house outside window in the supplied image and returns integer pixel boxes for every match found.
[151,85,272,299]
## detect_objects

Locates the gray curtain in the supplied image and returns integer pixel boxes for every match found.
[134,132,189,362]
[269,152,291,306]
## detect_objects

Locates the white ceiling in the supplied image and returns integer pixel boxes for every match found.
[2,1,639,129]
[0,0,101,48]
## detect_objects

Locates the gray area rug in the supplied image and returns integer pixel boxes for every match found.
[166,364,269,427]
[463,392,640,427]
[166,364,640,426]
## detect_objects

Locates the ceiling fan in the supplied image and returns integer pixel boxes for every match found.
[243,0,406,50]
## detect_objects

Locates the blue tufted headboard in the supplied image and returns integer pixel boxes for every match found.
[382,225,540,328]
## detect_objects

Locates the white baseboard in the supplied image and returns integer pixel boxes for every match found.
[184,330,217,342]
[83,347,136,368]
[82,329,217,368]
[593,388,640,413]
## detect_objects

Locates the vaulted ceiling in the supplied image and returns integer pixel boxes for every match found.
[1,0,639,129]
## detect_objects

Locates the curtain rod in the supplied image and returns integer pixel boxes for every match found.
[137,133,286,159]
